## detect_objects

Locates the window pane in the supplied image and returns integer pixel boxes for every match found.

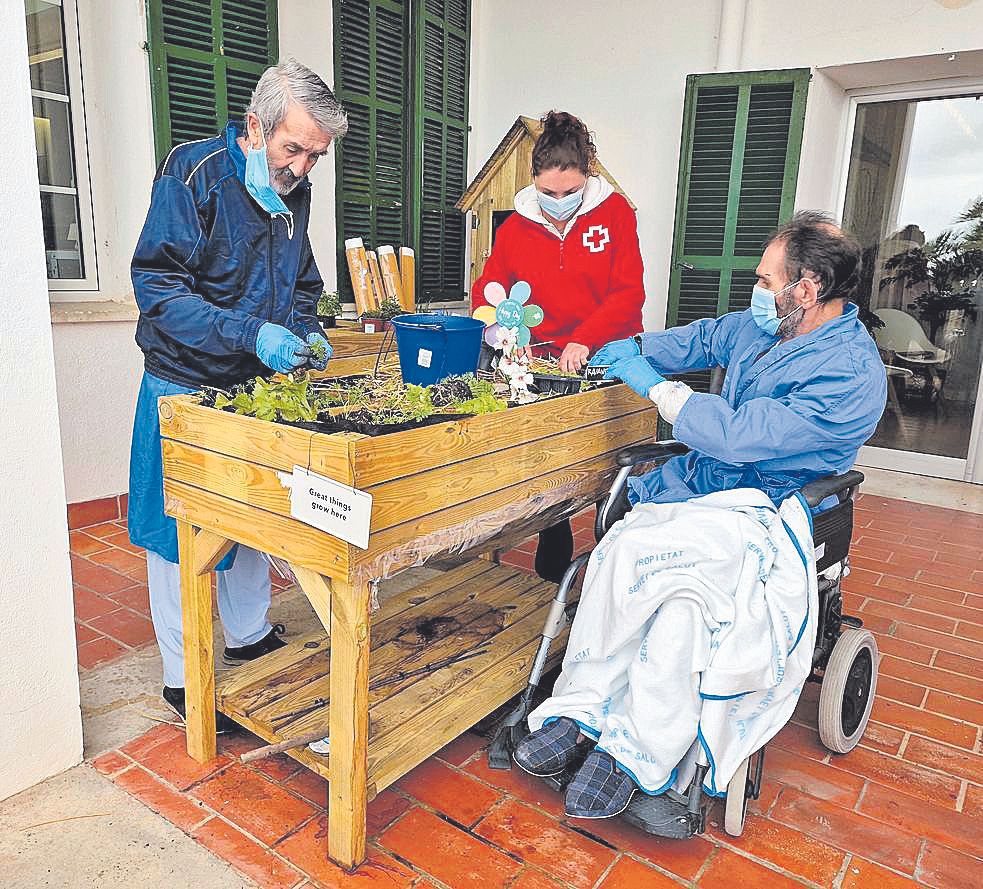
[843,95,983,460]
[25,0,68,95]
[33,95,76,187]
[40,191,84,279]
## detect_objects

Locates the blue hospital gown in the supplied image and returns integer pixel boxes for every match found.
[628,303,888,506]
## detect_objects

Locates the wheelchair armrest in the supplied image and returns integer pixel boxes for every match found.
[615,440,690,467]
[798,470,865,508]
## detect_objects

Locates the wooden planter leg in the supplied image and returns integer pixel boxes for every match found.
[328,577,371,870]
[177,520,216,762]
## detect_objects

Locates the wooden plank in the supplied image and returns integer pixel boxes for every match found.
[161,409,649,539]
[368,616,570,791]
[258,567,545,735]
[353,448,623,578]
[218,562,501,717]
[345,238,374,315]
[178,520,217,762]
[163,479,350,579]
[327,576,371,869]
[321,329,388,358]
[366,250,385,311]
[192,529,235,576]
[352,385,652,486]
[376,246,403,306]
[159,396,325,474]
[292,566,332,636]
[364,409,654,532]
[399,247,415,311]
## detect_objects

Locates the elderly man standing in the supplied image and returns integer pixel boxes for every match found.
[128,60,347,723]
[514,212,887,818]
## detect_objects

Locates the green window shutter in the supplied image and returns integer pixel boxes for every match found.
[667,70,809,336]
[333,0,470,306]
[147,0,278,162]
[333,0,409,303]
[414,0,470,303]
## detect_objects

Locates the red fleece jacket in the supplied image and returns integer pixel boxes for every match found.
[471,191,645,355]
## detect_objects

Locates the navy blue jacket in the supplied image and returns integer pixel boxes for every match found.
[131,122,324,389]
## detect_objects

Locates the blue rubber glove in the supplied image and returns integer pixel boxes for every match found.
[604,355,666,398]
[589,336,641,367]
[255,323,311,374]
[305,332,333,371]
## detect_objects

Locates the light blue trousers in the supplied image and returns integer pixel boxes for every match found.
[147,546,273,688]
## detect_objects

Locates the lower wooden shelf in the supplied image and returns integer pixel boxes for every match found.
[216,560,577,793]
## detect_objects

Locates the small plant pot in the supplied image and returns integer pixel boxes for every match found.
[530,372,584,396]
[477,342,499,372]
[360,318,391,334]
[317,314,337,328]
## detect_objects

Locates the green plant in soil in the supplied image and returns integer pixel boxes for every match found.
[206,371,506,427]
[317,290,342,317]
[213,374,326,422]
[308,338,328,363]
[362,296,404,321]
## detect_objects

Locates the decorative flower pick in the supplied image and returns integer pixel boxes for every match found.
[472,280,544,348]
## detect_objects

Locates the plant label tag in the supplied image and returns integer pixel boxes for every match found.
[583,365,609,381]
[814,541,825,561]
[417,348,433,368]
[364,322,377,334]
[285,466,372,549]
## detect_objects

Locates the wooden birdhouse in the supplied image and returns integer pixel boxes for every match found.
[456,116,635,287]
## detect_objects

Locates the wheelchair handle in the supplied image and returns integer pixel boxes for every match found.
[798,470,865,508]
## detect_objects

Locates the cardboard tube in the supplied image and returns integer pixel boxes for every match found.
[344,237,373,316]
[366,250,385,311]
[377,245,403,307]
[399,247,415,312]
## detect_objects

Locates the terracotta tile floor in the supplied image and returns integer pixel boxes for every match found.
[81,495,982,887]
[69,515,292,671]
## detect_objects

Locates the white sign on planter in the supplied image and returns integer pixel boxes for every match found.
[283,466,373,549]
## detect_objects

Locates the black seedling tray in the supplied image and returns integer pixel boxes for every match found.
[529,373,584,396]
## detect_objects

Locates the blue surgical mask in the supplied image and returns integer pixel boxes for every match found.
[751,280,804,335]
[245,132,295,238]
[537,187,584,222]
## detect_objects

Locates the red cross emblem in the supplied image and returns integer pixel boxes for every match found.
[583,225,610,253]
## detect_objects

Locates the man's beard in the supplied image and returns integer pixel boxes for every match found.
[775,291,804,338]
[270,164,301,196]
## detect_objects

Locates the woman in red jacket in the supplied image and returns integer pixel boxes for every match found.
[472,111,646,580]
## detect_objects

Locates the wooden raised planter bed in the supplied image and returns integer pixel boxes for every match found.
[159,381,657,869]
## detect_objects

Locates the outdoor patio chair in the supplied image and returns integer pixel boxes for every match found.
[487,368,879,840]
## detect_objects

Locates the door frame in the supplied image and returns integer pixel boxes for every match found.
[836,79,983,484]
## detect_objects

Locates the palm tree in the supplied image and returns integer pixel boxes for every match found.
[878,200,983,342]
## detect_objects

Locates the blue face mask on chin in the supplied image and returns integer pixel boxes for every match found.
[245,131,295,237]
[537,186,585,222]
[751,280,805,335]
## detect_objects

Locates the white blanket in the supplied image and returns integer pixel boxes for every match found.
[528,488,817,796]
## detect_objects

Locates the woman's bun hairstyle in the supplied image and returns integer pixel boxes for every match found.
[531,110,597,177]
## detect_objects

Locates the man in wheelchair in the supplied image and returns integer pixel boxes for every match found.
[512,211,888,821]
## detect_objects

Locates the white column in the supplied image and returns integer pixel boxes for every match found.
[0,2,83,800]
[716,0,748,71]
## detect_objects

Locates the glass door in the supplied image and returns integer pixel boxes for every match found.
[842,92,983,483]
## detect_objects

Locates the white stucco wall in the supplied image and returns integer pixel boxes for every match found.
[0,1,82,800]
[468,0,722,331]
[53,0,338,504]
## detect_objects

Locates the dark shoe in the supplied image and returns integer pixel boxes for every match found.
[565,749,637,819]
[162,686,237,734]
[514,717,584,777]
[535,520,575,584]
[223,623,286,666]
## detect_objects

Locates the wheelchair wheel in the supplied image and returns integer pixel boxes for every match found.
[819,628,878,754]
[723,755,752,836]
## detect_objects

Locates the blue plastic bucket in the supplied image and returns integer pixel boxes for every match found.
[390,313,485,386]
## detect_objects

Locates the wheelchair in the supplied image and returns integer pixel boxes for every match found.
[487,412,879,839]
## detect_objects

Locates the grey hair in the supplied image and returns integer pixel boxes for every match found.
[247,59,348,140]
